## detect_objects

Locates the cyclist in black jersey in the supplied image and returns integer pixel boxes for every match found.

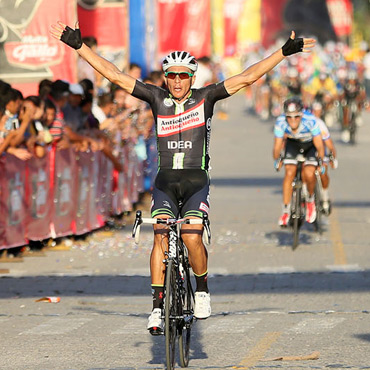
[51,21,315,333]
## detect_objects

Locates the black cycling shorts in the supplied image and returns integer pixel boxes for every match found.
[283,139,318,166]
[151,169,210,219]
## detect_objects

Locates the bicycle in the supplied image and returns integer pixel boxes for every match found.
[132,209,211,369]
[288,153,306,250]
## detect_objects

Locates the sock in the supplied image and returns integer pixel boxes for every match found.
[307,194,315,203]
[194,271,209,293]
[322,188,329,202]
[151,285,164,310]
[283,204,291,213]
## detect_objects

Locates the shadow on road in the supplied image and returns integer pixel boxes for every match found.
[211,176,281,188]
[1,269,370,299]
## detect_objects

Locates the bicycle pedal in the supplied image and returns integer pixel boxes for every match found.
[149,327,164,336]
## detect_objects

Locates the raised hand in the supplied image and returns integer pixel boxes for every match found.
[282,31,316,56]
[50,21,82,50]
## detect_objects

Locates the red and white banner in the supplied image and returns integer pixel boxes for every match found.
[1,0,77,96]
[52,148,78,238]
[157,0,211,58]
[77,0,128,49]
[26,154,52,241]
[326,0,353,37]
[0,155,28,249]
[223,0,245,56]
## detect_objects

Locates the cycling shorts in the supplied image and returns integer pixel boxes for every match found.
[283,139,318,166]
[151,169,210,219]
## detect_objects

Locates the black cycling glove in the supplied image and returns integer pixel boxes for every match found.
[282,36,304,56]
[60,26,82,50]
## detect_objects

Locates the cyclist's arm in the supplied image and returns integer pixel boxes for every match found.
[224,31,315,96]
[224,49,285,96]
[50,22,136,94]
[273,137,284,160]
[313,135,325,160]
[77,44,136,94]
[324,137,336,158]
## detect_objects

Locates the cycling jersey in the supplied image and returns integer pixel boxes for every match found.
[132,81,230,170]
[274,112,321,143]
[315,116,330,141]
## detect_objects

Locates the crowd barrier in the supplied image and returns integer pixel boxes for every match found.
[0,143,146,250]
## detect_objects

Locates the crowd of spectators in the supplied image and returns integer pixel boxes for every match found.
[0,57,165,191]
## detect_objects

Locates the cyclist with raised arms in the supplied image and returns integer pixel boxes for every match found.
[273,97,325,227]
[50,22,315,334]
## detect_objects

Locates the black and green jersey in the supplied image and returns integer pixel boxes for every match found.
[132,80,230,170]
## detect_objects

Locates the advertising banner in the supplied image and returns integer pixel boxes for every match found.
[77,0,128,79]
[52,148,77,238]
[0,0,77,96]
[1,154,28,249]
[25,153,52,241]
[261,0,338,47]
[75,151,92,235]
[158,0,211,58]
[0,158,6,249]
[326,0,353,37]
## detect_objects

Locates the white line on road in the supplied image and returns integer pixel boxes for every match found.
[21,318,92,335]
[289,317,345,334]
[204,316,262,334]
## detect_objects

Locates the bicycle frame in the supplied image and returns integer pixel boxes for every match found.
[132,210,210,369]
[290,153,306,250]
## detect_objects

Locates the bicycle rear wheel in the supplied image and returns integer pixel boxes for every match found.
[292,187,302,250]
[178,254,194,367]
[314,181,323,234]
[165,259,177,370]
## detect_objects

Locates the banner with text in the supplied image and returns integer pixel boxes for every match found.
[0,0,77,96]
[157,0,211,59]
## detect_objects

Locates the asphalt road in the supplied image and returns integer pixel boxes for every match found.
[1,93,370,370]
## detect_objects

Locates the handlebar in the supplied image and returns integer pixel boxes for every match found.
[132,210,211,245]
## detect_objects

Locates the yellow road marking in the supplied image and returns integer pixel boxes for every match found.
[330,208,347,265]
[234,331,281,369]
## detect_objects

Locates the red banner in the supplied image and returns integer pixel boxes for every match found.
[52,148,77,238]
[0,157,6,249]
[158,0,211,58]
[224,0,245,56]
[326,0,353,37]
[1,155,28,249]
[77,0,128,49]
[261,0,288,48]
[1,0,77,96]
[75,151,93,235]
[25,153,52,241]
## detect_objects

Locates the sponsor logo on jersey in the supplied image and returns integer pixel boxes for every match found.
[164,98,173,107]
[188,98,196,105]
[157,100,205,137]
[167,141,193,149]
[163,200,171,208]
[199,202,209,213]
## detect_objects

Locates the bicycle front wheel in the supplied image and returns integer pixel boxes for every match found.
[178,257,194,367]
[165,259,177,370]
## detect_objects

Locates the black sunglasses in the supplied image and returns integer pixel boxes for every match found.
[165,71,194,80]
[286,114,302,119]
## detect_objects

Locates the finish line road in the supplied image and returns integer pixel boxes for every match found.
[1,94,370,370]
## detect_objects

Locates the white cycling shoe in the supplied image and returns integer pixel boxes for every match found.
[194,292,211,319]
[147,308,163,335]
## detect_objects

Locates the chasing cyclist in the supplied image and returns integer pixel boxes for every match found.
[50,22,315,333]
[273,97,325,226]
[310,101,338,215]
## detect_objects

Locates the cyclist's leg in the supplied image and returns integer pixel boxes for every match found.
[147,179,178,333]
[302,148,318,222]
[180,178,211,319]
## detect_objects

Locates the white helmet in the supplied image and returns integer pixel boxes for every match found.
[162,51,198,72]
